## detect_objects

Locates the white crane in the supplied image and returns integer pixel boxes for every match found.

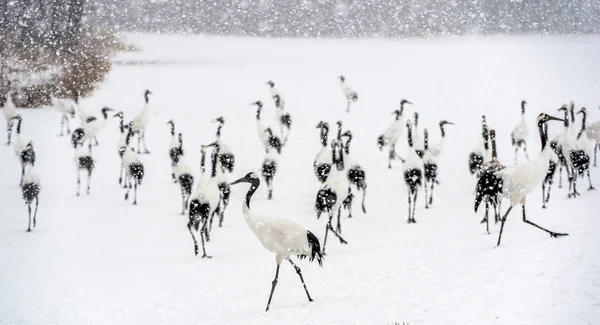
[229,172,324,312]
[377,99,412,169]
[261,150,279,200]
[122,124,145,205]
[114,111,128,187]
[541,121,560,209]
[251,101,281,154]
[51,94,77,136]
[166,120,183,183]
[173,133,194,215]
[21,166,40,232]
[314,121,332,183]
[129,89,153,154]
[510,100,530,163]
[426,120,454,158]
[474,129,504,234]
[468,115,490,177]
[573,107,595,190]
[187,143,222,256]
[71,106,114,153]
[495,113,569,246]
[3,93,18,144]
[11,115,35,186]
[273,94,292,145]
[73,141,95,196]
[422,120,454,208]
[580,106,600,167]
[266,80,285,107]
[338,75,358,112]
[211,116,236,173]
[403,119,424,223]
[340,130,367,215]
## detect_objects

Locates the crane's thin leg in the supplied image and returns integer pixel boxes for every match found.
[86,169,92,195]
[523,142,530,161]
[429,179,435,206]
[265,264,281,312]
[288,259,314,302]
[327,213,347,246]
[27,203,32,232]
[494,200,500,224]
[20,163,25,186]
[171,162,176,183]
[336,206,342,234]
[133,181,138,205]
[33,196,38,228]
[514,146,518,164]
[7,121,13,145]
[587,169,595,190]
[521,204,568,238]
[594,144,598,167]
[76,170,81,196]
[542,182,547,209]
[407,191,412,223]
[267,179,273,200]
[496,205,513,247]
[142,132,150,154]
[124,178,131,201]
[119,162,124,186]
[546,181,553,204]
[411,190,418,223]
[187,220,199,256]
[424,181,429,209]
[558,163,563,188]
[361,186,367,214]
[485,201,490,234]
[322,217,330,255]
[388,146,394,169]
[200,221,211,258]
[66,117,71,135]
[181,186,186,215]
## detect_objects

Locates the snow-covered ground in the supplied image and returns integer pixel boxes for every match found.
[1,34,600,325]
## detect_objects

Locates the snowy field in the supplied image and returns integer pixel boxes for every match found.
[2,33,600,324]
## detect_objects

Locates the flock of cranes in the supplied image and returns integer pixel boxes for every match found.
[2,74,599,311]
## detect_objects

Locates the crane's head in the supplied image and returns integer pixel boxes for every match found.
[557,105,568,112]
[166,119,174,126]
[11,114,22,122]
[178,132,183,141]
[338,75,345,82]
[211,116,225,124]
[439,120,454,126]
[144,89,153,96]
[114,111,124,119]
[230,172,260,186]
[316,121,328,129]
[577,107,587,115]
[400,99,412,107]
[341,130,352,138]
[266,81,275,88]
[536,113,564,126]
[101,106,114,114]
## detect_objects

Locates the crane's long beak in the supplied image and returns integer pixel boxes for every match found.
[114,113,122,118]
[577,108,584,114]
[230,177,247,186]
[547,115,565,122]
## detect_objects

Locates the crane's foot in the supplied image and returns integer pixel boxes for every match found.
[124,193,129,200]
[201,254,212,259]
[542,205,547,209]
[27,228,31,232]
[588,186,596,191]
[143,149,150,154]
[339,238,348,245]
[550,232,569,238]
[480,217,487,224]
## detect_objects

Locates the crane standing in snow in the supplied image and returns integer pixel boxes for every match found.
[129,89,153,154]
[21,166,40,232]
[2,93,17,145]
[377,99,412,169]
[51,94,77,136]
[273,94,292,146]
[474,129,504,234]
[403,119,424,223]
[338,75,358,112]
[469,115,490,177]
[495,113,569,246]
[314,121,332,183]
[510,100,530,163]
[229,172,324,312]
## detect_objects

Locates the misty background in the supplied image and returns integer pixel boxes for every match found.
[83,0,600,37]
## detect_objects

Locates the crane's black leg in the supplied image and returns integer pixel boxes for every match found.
[322,215,331,255]
[336,206,342,234]
[200,221,211,258]
[429,180,435,206]
[76,170,81,196]
[33,196,38,228]
[327,213,347,245]
[20,163,25,186]
[485,201,490,234]
[187,221,199,256]
[493,200,500,224]
[133,181,138,205]
[594,144,598,167]
[66,117,71,134]
[360,186,367,214]
[523,142,530,161]
[7,121,13,145]
[587,169,595,190]
[571,170,581,198]
[514,146,518,164]
[521,204,568,238]
[542,182,547,209]
[60,116,65,136]
[265,264,281,312]
[288,259,313,302]
[558,163,563,188]
[267,179,273,200]
[124,178,131,201]
[86,169,92,195]
[496,205,513,246]
[119,162,123,185]
[27,203,32,232]
[424,181,429,209]
[180,186,186,215]
[411,190,418,223]
[407,191,412,223]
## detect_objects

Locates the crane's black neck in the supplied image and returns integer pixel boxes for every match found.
[537,121,548,150]
[562,110,569,128]
[245,178,260,209]
[577,110,587,139]
[521,101,526,115]
[125,127,133,146]
[407,124,413,148]
[320,126,328,147]
[414,113,419,127]
[439,123,446,137]
[169,123,175,136]
[344,136,351,155]
[119,118,124,133]
[482,127,489,151]
[216,124,223,137]
[200,150,206,173]
[490,130,498,160]
[424,130,429,150]
[16,118,22,134]
[332,142,344,171]
[256,106,262,120]
[569,107,575,124]
[144,92,150,104]
[177,137,183,152]
[102,109,109,120]
[210,147,219,177]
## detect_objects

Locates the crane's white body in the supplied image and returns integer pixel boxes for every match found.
[242,202,312,264]
[382,119,406,147]
[131,104,151,133]
[123,146,142,171]
[314,145,332,167]
[321,165,350,213]
[3,95,17,125]
[511,114,529,143]
[471,137,491,162]
[174,155,194,178]
[497,145,552,205]
[51,96,76,116]
[269,86,285,108]
[22,167,40,186]
[585,121,600,143]
[339,79,357,100]
[403,147,425,175]
[428,137,445,158]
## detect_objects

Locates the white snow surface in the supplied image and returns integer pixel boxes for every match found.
[1,33,600,325]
